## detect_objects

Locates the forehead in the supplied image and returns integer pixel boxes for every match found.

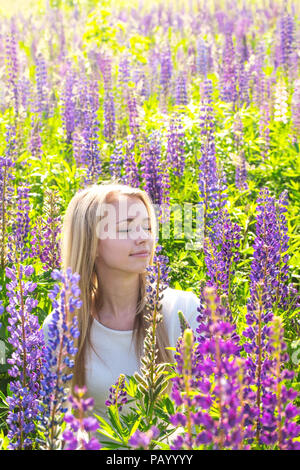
[109,195,149,220]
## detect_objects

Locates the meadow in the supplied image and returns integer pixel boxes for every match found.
[0,0,299,450]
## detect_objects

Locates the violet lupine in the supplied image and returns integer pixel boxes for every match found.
[203,208,242,304]
[109,139,124,181]
[220,32,238,107]
[160,45,173,104]
[61,65,76,144]
[175,72,188,107]
[81,81,102,186]
[121,134,140,188]
[105,374,128,412]
[277,12,295,71]
[259,316,300,450]
[103,91,116,143]
[196,38,209,77]
[7,183,31,264]
[0,126,16,269]
[37,267,81,450]
[30,190,62,272]
[127,90,140,137]
[141,131,170,221]
[241,188,294,445]
[35,52,49,118]
[128,426,159,449]
[5,263,42,450]
[63,385,101,450]
[170,288,255,450]
[5,33,19,115]
[198,79,226,236]
[166,116,186,178]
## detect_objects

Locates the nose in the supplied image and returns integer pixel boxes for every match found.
[132,225,152,241]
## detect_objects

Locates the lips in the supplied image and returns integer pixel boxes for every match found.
[130,251,150,256]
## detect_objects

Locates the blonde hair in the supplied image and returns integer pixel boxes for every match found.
[60,181,174,390]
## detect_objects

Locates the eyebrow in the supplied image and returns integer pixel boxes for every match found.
[117,216,150,224]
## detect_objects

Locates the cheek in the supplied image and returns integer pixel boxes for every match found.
[99,239,131,264]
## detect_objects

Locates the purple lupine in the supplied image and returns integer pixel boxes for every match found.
[103,91,116,143]
[129,426,159,449]
[5,263,42,450]
[220,32,238,107]
[7,183,31,264]
[145,245,171,314]
[5,32,19,114]
[0,126,16,269]
[203,208,242,303]
[61,65,76,144]
[198,79,226,236]
[35,52,49,118]
[121,134,140,188]
[175,72,188,107]
[63,385,101,450]
[160,45,173,97]
[30,190,62,272]
[259,316,300,449]
[141,131,170,219]
[196,38,209,77]
[81,80,102,186]
[109,139,124,181]
[170,288,255,450]
[127,90,140,137]
[242,188,294,444]
[105,374,128,412]
[277,12,295,71]
[37,267,81,450]
[166,116,185,178]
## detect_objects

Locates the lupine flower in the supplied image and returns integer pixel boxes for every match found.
[105,374,128,412]
[258,316,300,449]
[35,52,49,118]
[5,32,19,114]
[37,267,81,450]
[204,208,242,302]
[196,38,209,77]
[170,288,254,450]
[61,65,76,144]
[0,126,16,269]
[121,134,140,188]
[274,79,288,124]
[166,116,185,178]
[109,139,124,181]
[103,91,116,143]
[160,45,173,96]
[30,189,62,271]
[220,32,237,106]
[5,263,42,450]
[63,385,101,450]
[198,79,227,235]
[141,131,170,221]
[175,72,188,107]
[128,426,159,449]
[7,183,31,264]
[127,90,140,137]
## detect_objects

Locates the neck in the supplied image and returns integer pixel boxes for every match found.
[93,268,140,321]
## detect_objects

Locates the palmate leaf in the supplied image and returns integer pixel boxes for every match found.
[94,413,123,443]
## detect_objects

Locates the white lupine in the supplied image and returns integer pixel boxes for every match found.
[274,79,289,124]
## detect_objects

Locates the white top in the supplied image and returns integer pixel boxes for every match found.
[42,287,200,422]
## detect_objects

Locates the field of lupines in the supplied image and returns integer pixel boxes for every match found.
[0,0,299,451]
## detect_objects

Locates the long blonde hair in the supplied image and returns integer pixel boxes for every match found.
[60,181,174,390]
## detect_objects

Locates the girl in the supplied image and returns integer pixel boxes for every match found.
[42,182,200,444]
